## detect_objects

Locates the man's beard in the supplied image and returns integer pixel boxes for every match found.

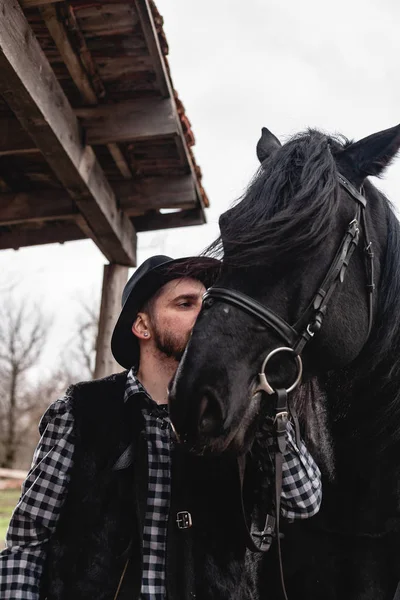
[152,324,189,362]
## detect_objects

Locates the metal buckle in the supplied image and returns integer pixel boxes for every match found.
[176,511,192,529]
[306,323,315,337]
[274,410,289,424]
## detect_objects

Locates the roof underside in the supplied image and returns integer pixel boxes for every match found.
[0,0,209,265]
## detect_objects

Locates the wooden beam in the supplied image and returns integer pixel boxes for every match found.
[0,98,178,155]
[0,176,197,225]
[134,208,205,232]
[0,221,86,250]
[134,0,206,212]
[39,4,98,105]
[134,0,170,98]
[94,264,129,378]
[40,5,132,179]
[60,4,106,100]
[0,0,136,265]
[75,98,177,145]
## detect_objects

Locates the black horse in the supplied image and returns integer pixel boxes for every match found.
[170,124,400,599]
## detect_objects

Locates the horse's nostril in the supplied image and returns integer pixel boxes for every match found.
[198,392,223,435]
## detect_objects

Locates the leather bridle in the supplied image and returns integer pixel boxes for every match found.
[203,174,375,368]
[201,174,375,599]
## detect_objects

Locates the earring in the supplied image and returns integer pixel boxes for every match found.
[143,332,149,338]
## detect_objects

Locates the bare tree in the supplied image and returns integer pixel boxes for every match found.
[13,370,69,469]
[0,300,50,468]
[61,299,99,382]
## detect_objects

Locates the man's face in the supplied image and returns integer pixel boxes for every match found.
[148,277,206,361]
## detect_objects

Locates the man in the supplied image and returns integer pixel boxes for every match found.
[0,255,322,600]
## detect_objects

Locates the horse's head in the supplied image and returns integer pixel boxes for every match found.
[169,125,400,454]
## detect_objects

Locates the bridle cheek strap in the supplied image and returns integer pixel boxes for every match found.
[237,388,290,600]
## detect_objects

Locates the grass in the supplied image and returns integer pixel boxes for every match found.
[0,489,21,543]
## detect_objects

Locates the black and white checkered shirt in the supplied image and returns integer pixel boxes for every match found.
[0,370,321,599]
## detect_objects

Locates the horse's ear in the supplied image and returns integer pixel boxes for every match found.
[341,124,400,182]
[256,127,281,163]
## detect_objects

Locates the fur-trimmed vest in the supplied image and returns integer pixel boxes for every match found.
[40,372,264,600]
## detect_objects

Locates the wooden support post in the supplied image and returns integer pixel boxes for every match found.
[94,264,129,379]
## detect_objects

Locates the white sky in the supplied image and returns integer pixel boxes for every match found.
[2,0,400,372]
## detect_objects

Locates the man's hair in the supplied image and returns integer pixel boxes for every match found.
[139,286,163,321]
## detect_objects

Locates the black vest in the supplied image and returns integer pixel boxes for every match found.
[40,372,265,600]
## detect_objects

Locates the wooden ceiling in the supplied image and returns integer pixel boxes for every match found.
[0,0,209,265]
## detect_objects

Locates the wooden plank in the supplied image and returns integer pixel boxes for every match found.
[75,98,178,145]
[0,0,136,265]
[0,176,196,224]
[107,143,133,179]
[117,175,196,214]
[134,207,205,232]
[0,221,86,250]
[97,55,154,81]
[94,263,128,378]
[20,0,63,7]
[0,190,78,225]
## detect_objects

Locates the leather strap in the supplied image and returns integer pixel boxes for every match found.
[273,389,290,600]
[237,389,290,600]
[293,207,361,354]
[113,558,130,600]
[203,288,298,346]
[361,207,375,338]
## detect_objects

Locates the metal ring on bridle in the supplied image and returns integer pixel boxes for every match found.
[258,347,303,396]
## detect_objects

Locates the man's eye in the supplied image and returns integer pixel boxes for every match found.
[178,302,191,308]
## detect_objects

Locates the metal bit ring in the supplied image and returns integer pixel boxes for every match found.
[257,347,303,396]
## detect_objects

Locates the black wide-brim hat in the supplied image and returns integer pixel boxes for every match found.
[111,254,220,369]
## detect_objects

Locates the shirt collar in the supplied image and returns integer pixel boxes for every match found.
[124,367,152,404]
[124,368,169,419]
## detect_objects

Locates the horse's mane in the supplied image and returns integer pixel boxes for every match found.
[206,129,347,268]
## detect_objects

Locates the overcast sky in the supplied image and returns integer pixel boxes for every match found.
[2,0,399,373]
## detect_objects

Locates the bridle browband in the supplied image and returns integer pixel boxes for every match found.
[201,174,375,599]
[203,174,375,360]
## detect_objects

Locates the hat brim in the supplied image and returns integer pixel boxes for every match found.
[111,256,220,369]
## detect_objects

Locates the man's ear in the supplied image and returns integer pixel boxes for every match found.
[339,124,400,185]
[256,127,282,164]
[132,313,151,339]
